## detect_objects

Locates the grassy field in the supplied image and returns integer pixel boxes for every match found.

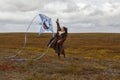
[0,33,120,80]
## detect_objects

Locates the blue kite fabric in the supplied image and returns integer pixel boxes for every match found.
[39,14,54,37]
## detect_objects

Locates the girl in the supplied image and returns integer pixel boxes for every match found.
[48,19,68,58]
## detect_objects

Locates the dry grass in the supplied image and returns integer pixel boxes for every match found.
[0,33,120,80]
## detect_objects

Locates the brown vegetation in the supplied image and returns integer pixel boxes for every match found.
[0,33,120,80]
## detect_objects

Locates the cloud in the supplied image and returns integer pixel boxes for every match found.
[0,0,120,33]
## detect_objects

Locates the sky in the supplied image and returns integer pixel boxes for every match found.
[0,0,120,33]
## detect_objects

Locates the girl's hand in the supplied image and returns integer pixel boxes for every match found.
[57,40,61,43]
[56,18,59,23]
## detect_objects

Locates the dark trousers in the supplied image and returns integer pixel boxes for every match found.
[54,43,65,58]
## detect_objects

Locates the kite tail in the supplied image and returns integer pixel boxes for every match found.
[2,14,54,61]
[4,14,39,59]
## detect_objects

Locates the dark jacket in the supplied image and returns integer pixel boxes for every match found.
[48,22,67,52]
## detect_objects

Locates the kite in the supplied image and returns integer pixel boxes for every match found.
[39,14,54,37]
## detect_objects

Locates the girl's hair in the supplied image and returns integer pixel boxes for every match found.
[63,27,68,34]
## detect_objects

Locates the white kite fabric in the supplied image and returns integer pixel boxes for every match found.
[3,14,54,61]
[39,14,54,36]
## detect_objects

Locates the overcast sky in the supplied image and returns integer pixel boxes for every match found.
[0,0,120,33]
